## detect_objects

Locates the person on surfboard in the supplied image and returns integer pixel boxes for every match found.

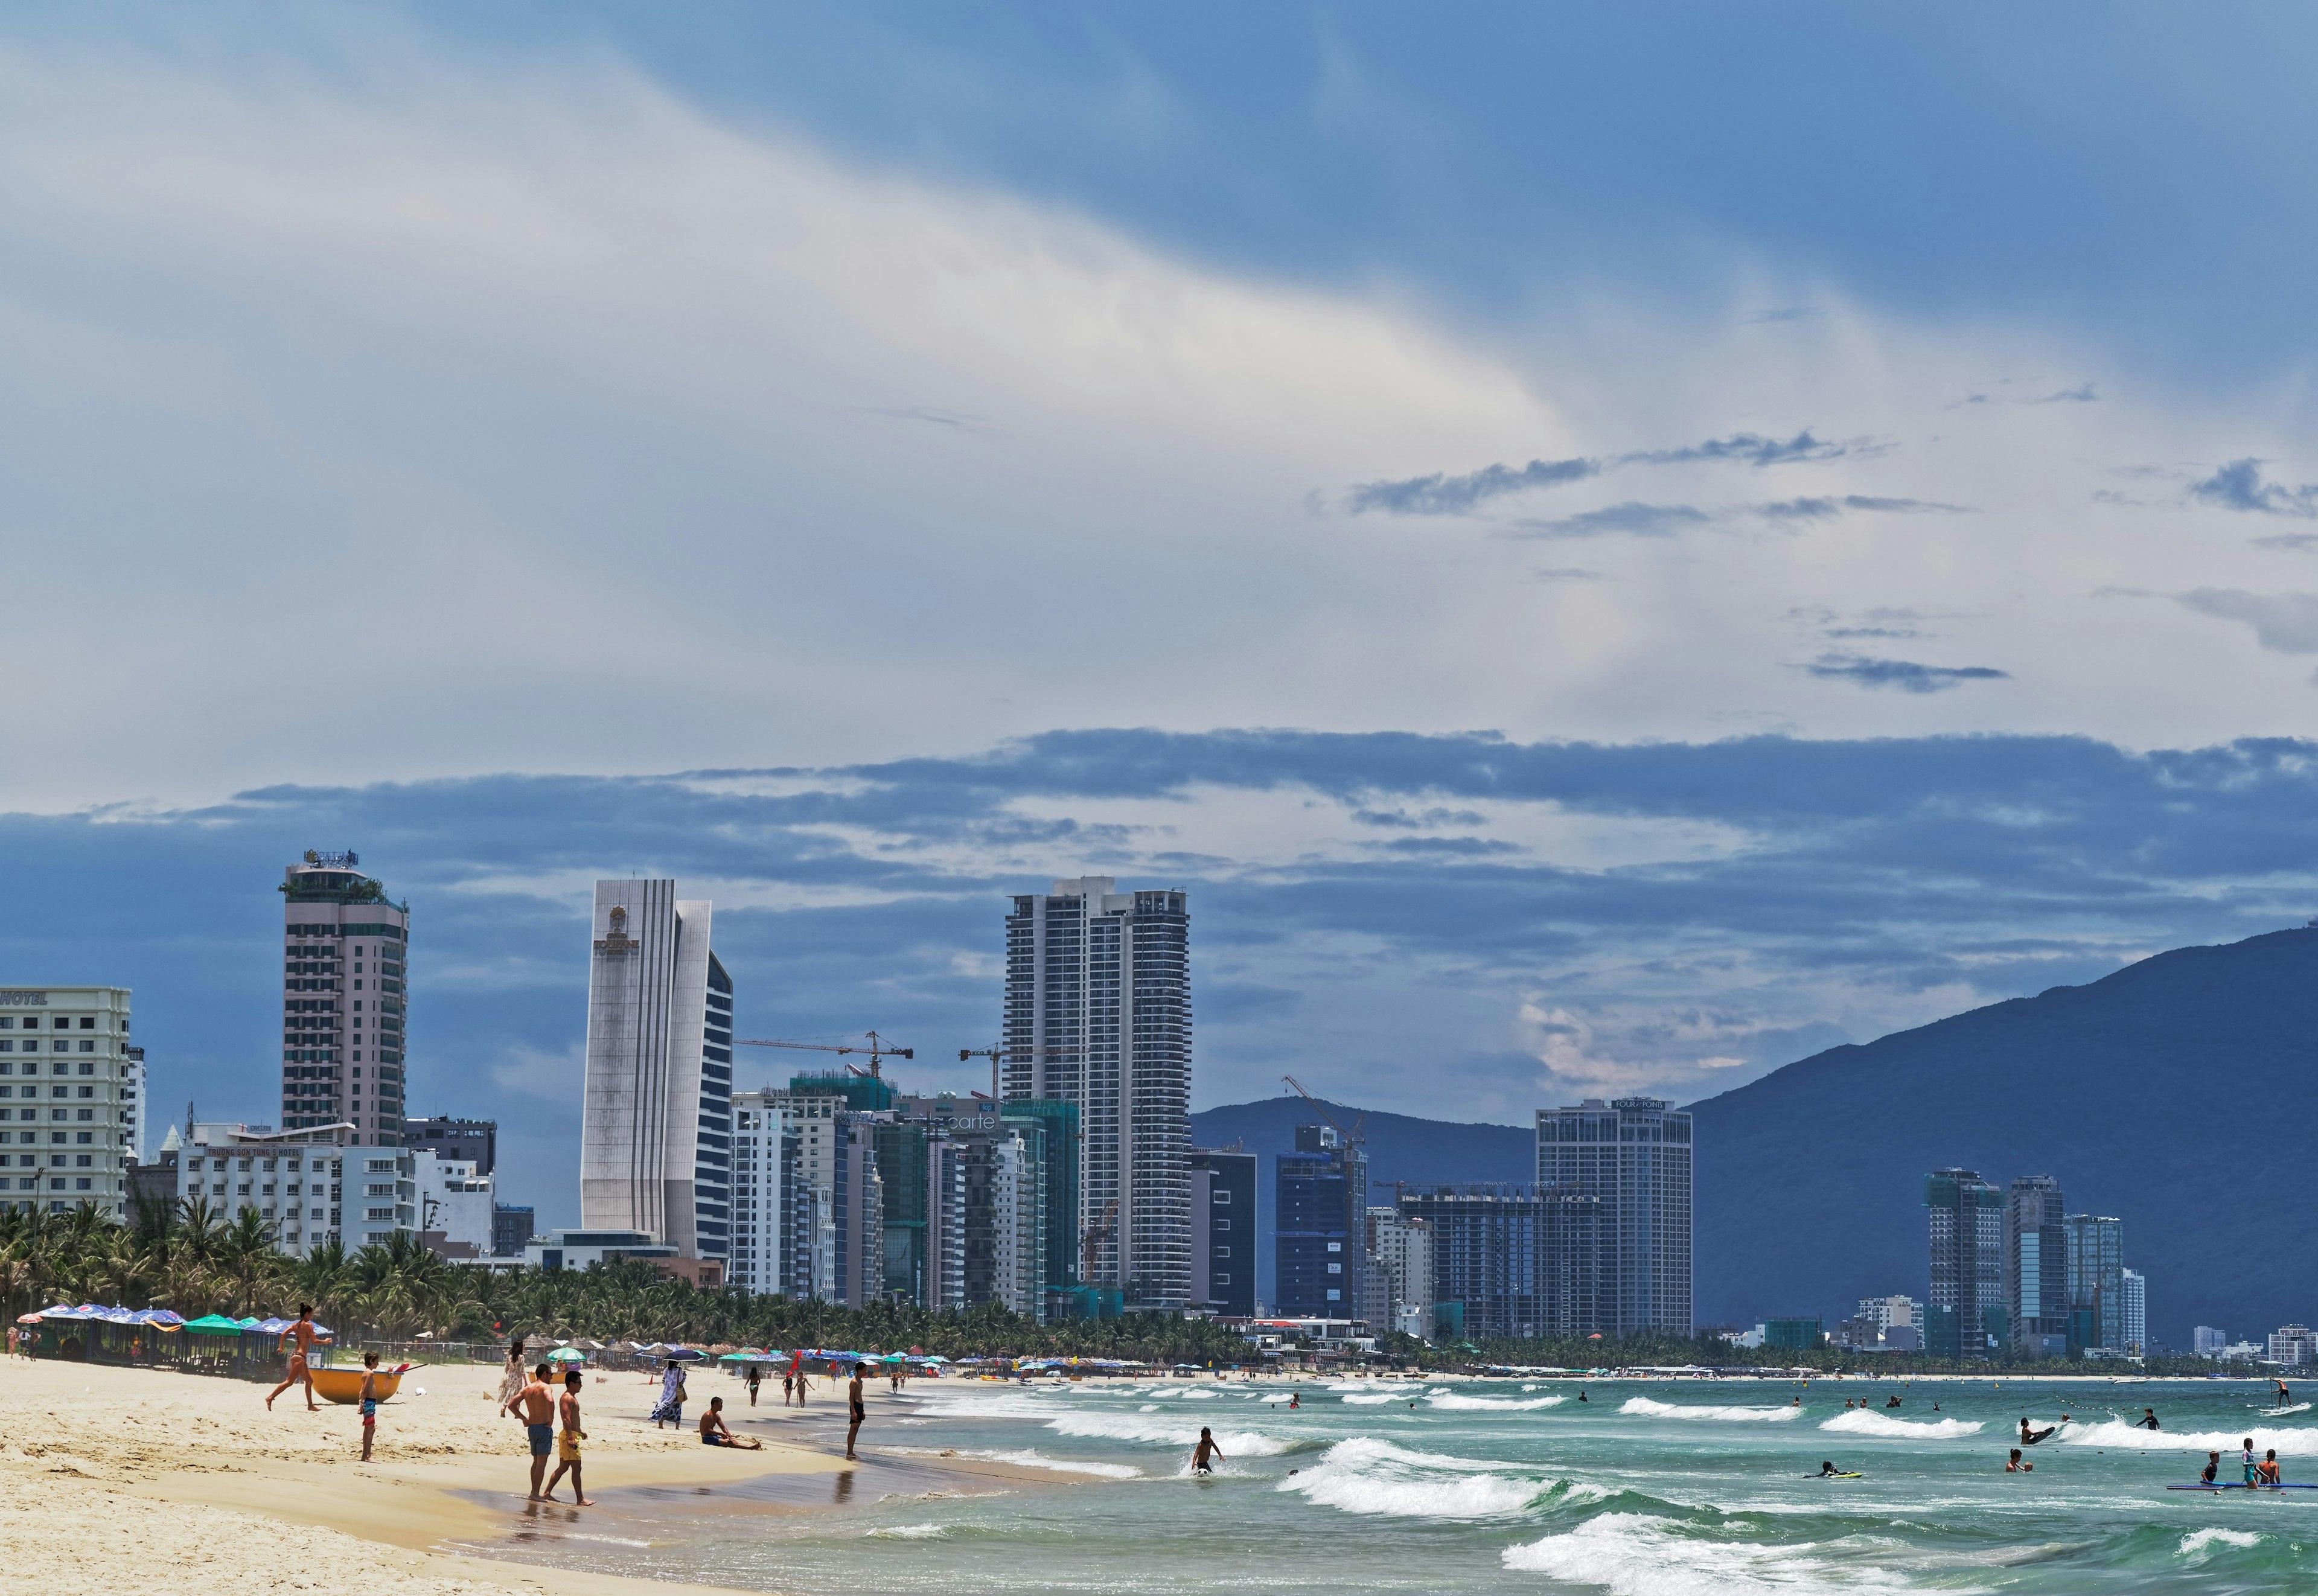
[2019,1417,2057,1446]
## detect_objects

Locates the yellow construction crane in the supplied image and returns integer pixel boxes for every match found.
[736,1030,913,1079]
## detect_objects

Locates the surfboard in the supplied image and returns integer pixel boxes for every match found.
[1810,1472,1864,1479]
[2165,1482,2318,1491]
[2253,1403,2313,1417]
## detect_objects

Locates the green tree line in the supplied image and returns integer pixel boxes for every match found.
[0,1201,1256,1364]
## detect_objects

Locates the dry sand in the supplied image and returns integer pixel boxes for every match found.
[0,1353,855,1596]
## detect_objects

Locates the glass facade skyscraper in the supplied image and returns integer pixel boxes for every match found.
[1276,1124,1367,1318]
[2007,1175,2069,1359]
[2064,1211,2125,1353]
[1924,1167,2004,1358]
[1533,1097,1693,1335]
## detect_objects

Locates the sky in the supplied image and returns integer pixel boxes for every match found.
[5,4,2318,1225]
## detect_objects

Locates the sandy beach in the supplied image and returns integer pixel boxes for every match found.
[0,1354,892,1596]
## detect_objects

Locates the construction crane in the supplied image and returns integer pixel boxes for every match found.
[1081,1197,1119,1286]
[1282,1072,1365,1147]
[736,1030,913,1079]
[957,1042,1082,1103]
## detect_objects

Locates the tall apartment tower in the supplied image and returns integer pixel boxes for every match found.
[279,852,410,1145]
[1188,1146,1257,1317]
[1276,1123,1368,1320]
[578,882,733,1264]
[0,986,133,1218]
[1534,1097,1693,1335]
[1001,877,1191,1307]
[2063,1212,2124,1353]
[1924,1167,2004,1358]
[2007,1175,2069,1359]
[2121,1268,2147,1356]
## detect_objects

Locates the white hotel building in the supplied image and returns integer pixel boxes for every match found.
[0,986,133,1216]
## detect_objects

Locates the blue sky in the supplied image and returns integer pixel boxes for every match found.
[5,5,2318,1223]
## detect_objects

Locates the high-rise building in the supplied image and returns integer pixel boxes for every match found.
[2120,1268,2147,1356]
[1924,1167,2004,1358]
[1188,1146,1257,1317]
[2063,1213,2124,1353]
[278,852,409,1144]
[727,1090,801,1296]
[1002,877,1190,1307]
[1277,1124,1368,1320]
[0,987,133,1218]
[578,881,733,1264]
[404,1116,497,1174]
[2007,1176,2069,1359]
[1534,1097,1693,1335]
[1369,1206,1435,1340]
[122,1045,148,1164]
[1397,1187,1601,1339]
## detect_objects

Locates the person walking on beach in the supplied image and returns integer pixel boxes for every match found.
[745,1362,763,1408]
[782,1369,795,1407]
[266,1303,322,1412]
[700,1396,764,1449]
[357,1352,382,1462]
[846,1363,867,1461]
[544,1369,593,1505]
[650,1361,689,1429]
[499,1338,529,1411]
[504,1361,557,1499]
[1191,1427,1224,1475]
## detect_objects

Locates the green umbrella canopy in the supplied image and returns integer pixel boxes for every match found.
[182,1314,249,1333]
[545,1347,587,1363]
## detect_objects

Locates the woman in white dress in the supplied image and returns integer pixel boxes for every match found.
[499,1337,529,1409]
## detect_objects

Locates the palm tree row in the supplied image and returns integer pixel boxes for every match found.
[0,1201,1257,1364]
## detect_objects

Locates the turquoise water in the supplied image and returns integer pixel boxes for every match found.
[476,1376,2318,1594]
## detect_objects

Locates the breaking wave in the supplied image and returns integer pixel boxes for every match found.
[1428,1391,1568,1411]
[2061,1420,2318,1456]
[2179,1528,2262,1562]
[1504,1511,1865,1595]
[1818,1408,1984,1438]
[1621,1396,1802,1423]
[1278,1437,1601,1520]
[1042,1409,1292,1455]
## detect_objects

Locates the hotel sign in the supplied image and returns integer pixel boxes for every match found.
[0,991,47,1006]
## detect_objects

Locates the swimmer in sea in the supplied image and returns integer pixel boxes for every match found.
[2019,1417,2057,1446]
[2261,1449,2282,1486]
[1191,1426,1224,1475]
[2139,1408,2160,1431]
[2201,1451,2221,1485]
[1885,1396,1902,1409]
[2007,1448,2031,1473]
[1817,1461,1845,1477]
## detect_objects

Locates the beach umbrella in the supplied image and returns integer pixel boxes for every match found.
[662,1346,704,1361]
[546,1347,587,1364]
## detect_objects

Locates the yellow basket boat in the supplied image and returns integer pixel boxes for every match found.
[307,1367,405,1406]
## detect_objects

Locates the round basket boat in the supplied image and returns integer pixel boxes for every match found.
[308,1367,404,1406]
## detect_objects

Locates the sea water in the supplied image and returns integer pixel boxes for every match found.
[471,1377,2318,1594]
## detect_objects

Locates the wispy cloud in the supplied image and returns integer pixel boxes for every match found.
[2191,459,2318,518]
[1346,456,1600,514]
[1802,654,2009,692]
[1743,307,1822,325]
[1512,502,1711,539]
[2031,383,2099,404]
[1530,567,1608,583]
[2174,589,2318,653]
[1757,495,1970,521]
[2255,533,2318,552]
[1624,430,1851,468]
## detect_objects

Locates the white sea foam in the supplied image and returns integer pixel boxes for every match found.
[1042,1409,1290,1455]
[2179,1528,2262,1560]
[1340,1392,1408,1405]
[1503,1512,1859,1595]
[1621,1396,1801,1423]
[1180,1388,1218,1399]
[881,1444,1143,1479]
[2061,1420,2318,1455]
[1277,1436,1578,1521]
[1818,1409,1984,1439]
[865,1523,949,1539]
[1428,1391,1568,1411]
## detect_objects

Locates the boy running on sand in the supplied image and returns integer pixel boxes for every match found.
[266,1303,322,1412]
[358,1352,380,1461]
[544,1370,593,1505]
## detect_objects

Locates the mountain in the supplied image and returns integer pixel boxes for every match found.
[1687,925,2318,1344]
[1193,927,2318,1344]
[1186,1096,1533,1311]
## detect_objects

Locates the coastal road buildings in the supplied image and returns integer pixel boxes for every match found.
[2006,1175,2069,1359]
[404,1114,496,1172]
[1003,876,1192,1308]
[278,851,409,1144]
[729,1088,803,1297]
[1367,1204,1434,1339]
[1534,1096,1694,1335]
[171,1120,415,1251]
[578,880,733,1268]
[1396,1186,1601,1338]
[1924,1167,2004,1357]
[1189,1145,1257,1317]
[0,986,132,1218]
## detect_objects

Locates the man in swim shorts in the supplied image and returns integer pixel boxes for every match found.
[503,1360,557,1499]
[546,1370,595,1503]
[699,1396,764,1449]
[1191,1426,1224,1474]
[846,1363,868,1460]
[266,1303,322,1412]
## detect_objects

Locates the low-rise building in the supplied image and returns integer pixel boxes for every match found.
[416,1152,494,1257]
[2194,1324,2229,1356]
[492,1204,536,1257]
[2268,1324,2317,1366]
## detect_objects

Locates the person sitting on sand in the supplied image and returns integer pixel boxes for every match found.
[2007,1448,2031,1473]
[266,1303,322,1413]
[700,1396,763,1449]
[545,1370,595,1503]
